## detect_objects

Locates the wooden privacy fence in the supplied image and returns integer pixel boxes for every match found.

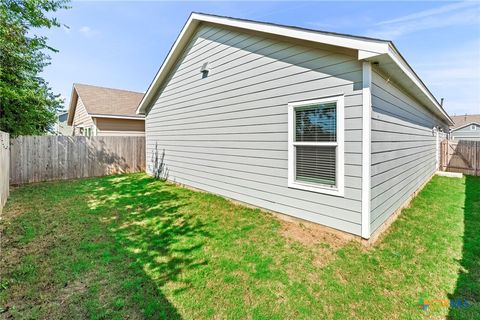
[0,131,9,212]
[10,136,145,185]
[441,140,480,176]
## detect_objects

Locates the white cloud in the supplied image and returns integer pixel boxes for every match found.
[377,1,476,25]
[367,1,480,39]
[78,26,99,38]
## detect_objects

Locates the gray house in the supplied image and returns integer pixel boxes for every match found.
[136,13,453,240]
[450,114,480,141]
[55,112,73,135]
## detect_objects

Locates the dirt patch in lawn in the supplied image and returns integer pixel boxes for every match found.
[279,217,357,267]
[279,218,355,248]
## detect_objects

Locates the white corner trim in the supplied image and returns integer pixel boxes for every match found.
[435,127,440,170]
[361,61,372,239]
[287,95,345,197]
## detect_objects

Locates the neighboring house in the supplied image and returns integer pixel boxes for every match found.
[450,114,480,141]
[136,13,453,239]
[67,83,145,136]
[55,112,73,135]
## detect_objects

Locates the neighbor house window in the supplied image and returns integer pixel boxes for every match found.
[288,95,344,196]
[471,125,477,131]
[83,127,92,137]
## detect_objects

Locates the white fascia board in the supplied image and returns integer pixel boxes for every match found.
[90,114,145,120]
[136,15,200,114]
[67,84,78,126]
[137,13,390,114]
[387,45,454,126]
[196,13,390,54]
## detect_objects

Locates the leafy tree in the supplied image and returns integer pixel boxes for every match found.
[0,0,69,137]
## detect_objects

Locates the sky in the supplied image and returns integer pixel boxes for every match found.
[39,0,480,116]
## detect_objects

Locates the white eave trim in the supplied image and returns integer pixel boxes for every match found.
[197,14,390,53]
[136,14,199,115]
[90,114,145,120]
[136,12,454,127]
[136,13,390,115]
[387,45,453,126]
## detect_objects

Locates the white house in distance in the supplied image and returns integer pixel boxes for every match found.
[67,83,145,136]
[450,114,480,141]
[136,13,453,240]
[53,112,73,135]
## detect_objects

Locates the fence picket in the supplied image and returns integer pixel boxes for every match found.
[9,136,146,185]
[440,139,480,176]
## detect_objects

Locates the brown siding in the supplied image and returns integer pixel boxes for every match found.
[95,118,145,136]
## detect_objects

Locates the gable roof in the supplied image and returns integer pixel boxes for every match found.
[136,12,453,126]
[67,83,144,125]
[450,114,480,130]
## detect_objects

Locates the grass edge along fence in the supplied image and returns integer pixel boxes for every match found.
[9,135,145,185]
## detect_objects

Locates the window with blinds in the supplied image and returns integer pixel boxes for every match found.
[288,95,344,196]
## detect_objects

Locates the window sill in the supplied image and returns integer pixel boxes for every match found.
[288,181,345,197]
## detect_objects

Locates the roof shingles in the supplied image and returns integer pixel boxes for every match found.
[450,114,480,129]
[74,83,144,117]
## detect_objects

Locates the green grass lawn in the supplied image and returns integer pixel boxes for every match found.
[0,174,478,319]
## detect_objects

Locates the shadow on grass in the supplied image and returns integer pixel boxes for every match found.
[81,174,211,318]
[448,175,480,319]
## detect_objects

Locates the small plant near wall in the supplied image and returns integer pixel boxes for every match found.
[151,143,169,181]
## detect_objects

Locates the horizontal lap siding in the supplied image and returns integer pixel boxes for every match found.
[72,97,94,135]
[96,118,145,136]
[146,25,363,235]
[451,126,480,141]
[370,69,447,232]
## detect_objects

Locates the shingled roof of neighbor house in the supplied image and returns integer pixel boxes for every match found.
[450,114,480,130]
[67,83,144,125]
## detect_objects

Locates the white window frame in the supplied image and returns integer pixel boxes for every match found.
[471,125,477,131]
[84,127,92,137]
[287,95,345,197]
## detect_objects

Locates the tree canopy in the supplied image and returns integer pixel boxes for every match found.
[0,0,69,137]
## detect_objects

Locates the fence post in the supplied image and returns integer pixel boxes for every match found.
[441,140,447,171]
[0,131,10,213]
[476,141,478,176]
